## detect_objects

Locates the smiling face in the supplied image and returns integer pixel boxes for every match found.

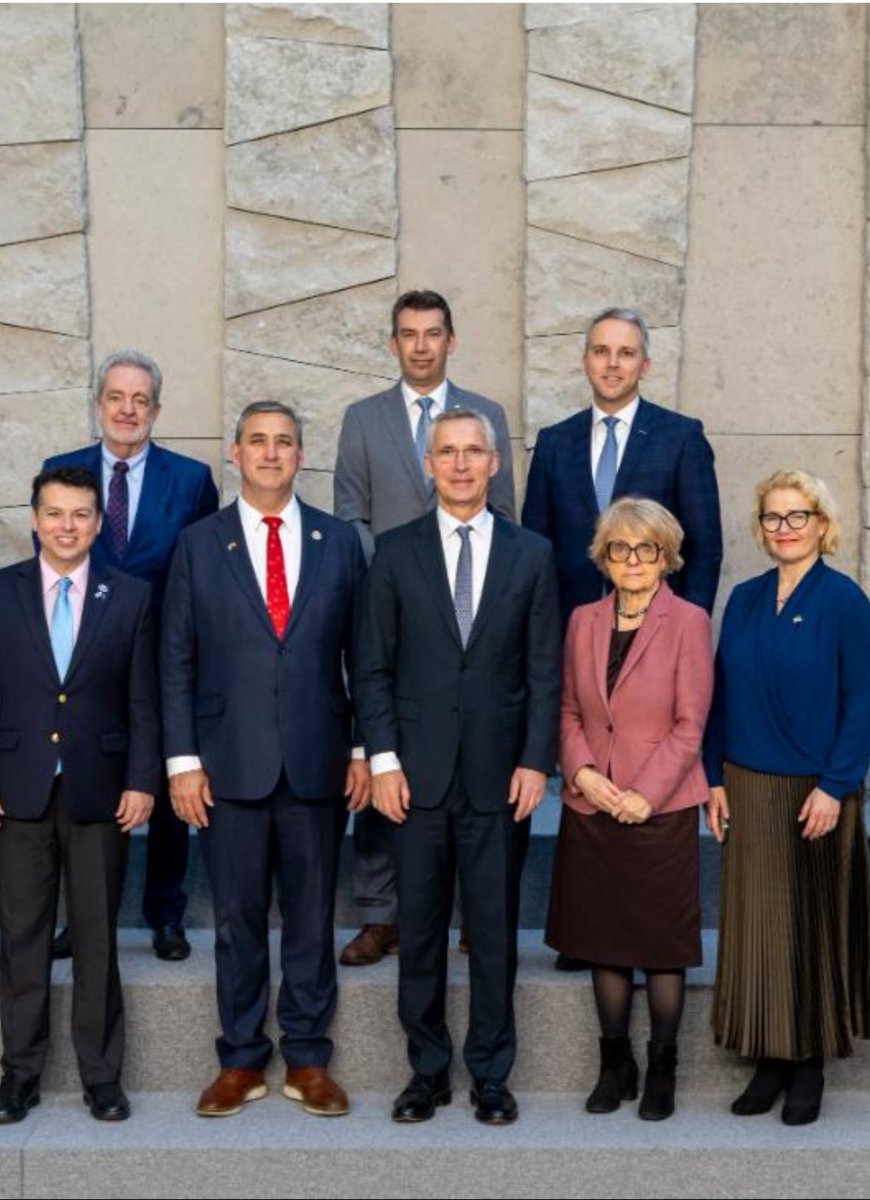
[759,486,827,570]
[583,318,650,412]
[96,364,160,459]
[231,410,304,513]
[32,482,102,574]
[390,307,456,393]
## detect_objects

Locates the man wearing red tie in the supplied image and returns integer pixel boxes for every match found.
[161,401,369,1118]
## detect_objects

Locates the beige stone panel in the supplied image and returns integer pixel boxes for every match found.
[227,3,389,48]
[527,229,682,338]
[87,130,224,439]
[0,235,88,337]
[710,433,860,618]
[79,4,224,130]
[525,327,681,445]
[0,327,89,394]
[225,211,395,317]
[156,437,226,497]
[528,160,690,267]
[0,389,91,506]
[227,110,398,237]
[224,351,390,470]
[226,36,390,143]
[393,4,523,130]
[681,128,863,436]
[397,130,524,436]
[528,5,696,114]
[0,506,35,568]
[526,75,692,182]
[227,279,397,378]
[512,436,530,507]
[294,469,335,514]
[0,4,82,144]
[696,4,865,126]
[0,143,85,245]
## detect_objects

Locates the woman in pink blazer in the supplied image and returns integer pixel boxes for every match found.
[546,497,713,1121]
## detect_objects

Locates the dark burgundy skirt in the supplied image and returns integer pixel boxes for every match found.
[545,803,701,970]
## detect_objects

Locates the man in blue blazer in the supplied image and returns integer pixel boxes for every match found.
[523,308,722,627]
[44,349,219,961]
[161,400,368,1119]
[0,465,160,1124]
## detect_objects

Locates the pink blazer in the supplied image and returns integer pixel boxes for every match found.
[560,582,713,816]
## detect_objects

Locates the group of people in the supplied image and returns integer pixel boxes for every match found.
[0,295,867,1136]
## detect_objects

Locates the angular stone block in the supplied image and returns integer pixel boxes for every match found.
[681,128,864,436]
[528,159,690,267]
[0,389,92,506]
[525,327,681,444]
[526,75,692,182]
[226,36,391,143]
[227,110,397,238]
[79,4,224,129]
[227,3,389,48]
[528,4,696,114]
[0,327,89,395]
[0,144,85,245]
[0,4,82,144]
[696,4,865,125]
[224,351,390,470]
[225,211,395,318]
[0,235,89,338]
[227,279,397,379]
[295,468,335,513]
[526,229,682,338]
[0,505,35,569]
[393,3,524,130]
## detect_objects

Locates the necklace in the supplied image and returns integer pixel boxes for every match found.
[615,584,659,621]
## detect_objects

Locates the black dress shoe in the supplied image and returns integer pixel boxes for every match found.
[83,1082,130,1121]
[392,1072,451,1122]
[0,1075,40,1124]
[782,1057,824,1127]
[52,927,72,960]
[470,1080,518,1125]
[153,925,191,962]
[732,1057,792,1117]
[554,954,587,972]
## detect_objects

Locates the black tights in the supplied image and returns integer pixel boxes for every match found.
[592,966,685,1045]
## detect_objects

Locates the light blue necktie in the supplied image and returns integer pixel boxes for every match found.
[51,576,74,681]
[454,525,473,647]
[594,416,619,512]
[414,395,434,473]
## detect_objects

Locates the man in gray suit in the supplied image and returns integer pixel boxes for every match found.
[334,289,516,965]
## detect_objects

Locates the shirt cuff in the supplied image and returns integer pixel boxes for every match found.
[370,751,402,776]
[351,746,366,761]
[166,755,203,777]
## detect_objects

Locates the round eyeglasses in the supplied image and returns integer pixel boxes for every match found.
[758,510,816,533]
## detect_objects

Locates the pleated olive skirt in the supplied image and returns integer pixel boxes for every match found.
[713,762,870,1060]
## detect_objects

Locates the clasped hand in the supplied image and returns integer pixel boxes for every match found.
[572,767,652,824]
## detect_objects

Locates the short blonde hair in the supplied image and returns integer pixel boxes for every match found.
[753,469,841,555]
[590,496,685,576]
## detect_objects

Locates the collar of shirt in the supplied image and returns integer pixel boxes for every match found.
[591,394,640,435]
[436,503,493,544]
[237,492,300,539]
[101,441,150,475]
[401,378,449,416]
[39,554,90,602]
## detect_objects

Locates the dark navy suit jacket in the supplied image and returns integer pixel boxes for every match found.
[160,499,366,802]
[0,557,161,820]
[522,399,723,625]
[42,442,219,613]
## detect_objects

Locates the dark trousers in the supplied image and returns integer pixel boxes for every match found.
[142,773,189,929]
[198,773,347,1072]
[395,775,529,1082]
[0,779,127,1086]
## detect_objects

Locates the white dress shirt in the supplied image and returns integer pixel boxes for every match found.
[401,378,449,442]
[589,395,640,479]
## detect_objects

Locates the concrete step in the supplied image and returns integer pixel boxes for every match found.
[28,930,870,1097]
[2,1089,870,1199]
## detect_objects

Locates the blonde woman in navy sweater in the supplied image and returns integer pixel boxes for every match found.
[705,469,870,1127]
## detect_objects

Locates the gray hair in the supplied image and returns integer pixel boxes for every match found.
[234,400,304,447]
[585,308,650,360]
[590,496,685,576]
[95,349,163,405]
[425,407,496,453]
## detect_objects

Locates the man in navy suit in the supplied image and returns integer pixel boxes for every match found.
[0,466,160,1124]
[161,401,368,1119]
[44,349,219,961]
[522,308,722,627]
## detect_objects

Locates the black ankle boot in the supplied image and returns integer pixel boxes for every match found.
[782,1057,824,1126]
[585,1036,638,1114]
[731,1057,792,1116]
[638,1041,677,1121]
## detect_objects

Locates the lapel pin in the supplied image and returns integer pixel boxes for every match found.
[793,614,803,624]
[227,541,239,552]
[94,583,109,601]
[311,530,323,541]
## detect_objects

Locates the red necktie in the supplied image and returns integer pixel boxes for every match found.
[263,516,290,636]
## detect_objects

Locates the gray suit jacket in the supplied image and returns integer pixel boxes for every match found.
[334,380,516,561]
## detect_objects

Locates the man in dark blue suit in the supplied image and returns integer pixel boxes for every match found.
[523,308,722,627]
[44,349,219,961]
[161,400,368,1119]
[0,466,160,1124]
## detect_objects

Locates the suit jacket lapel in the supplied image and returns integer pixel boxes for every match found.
[412,511,462,647]
[591,600,613,713]
[65,562,114,683]
[14,558,58,683]
[214,503,276,639]
[126,442,166,557]
[610,582,672,697]
[574,410,600,515]
[382,383,430,504]
[613,397,653,497]
[465,517,517,651]
[283,500,325,638]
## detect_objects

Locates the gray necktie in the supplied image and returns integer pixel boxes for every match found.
[414,395,434,472]
[454,525,473,647]
[594,416,619,512]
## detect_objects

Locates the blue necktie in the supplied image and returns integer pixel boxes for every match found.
[51,576,74,681]
[454,525,473,647]
[414,396,434,473]
[594,416,619,512]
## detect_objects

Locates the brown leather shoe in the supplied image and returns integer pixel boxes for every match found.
[339,923,399,966]
[283,1066,349,1116]
[196,1068,267,1117]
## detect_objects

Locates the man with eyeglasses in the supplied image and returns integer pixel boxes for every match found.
[522,307,722,628]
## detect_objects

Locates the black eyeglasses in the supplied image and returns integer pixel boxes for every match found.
[605,540,662,564]
[758,510,816,533]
